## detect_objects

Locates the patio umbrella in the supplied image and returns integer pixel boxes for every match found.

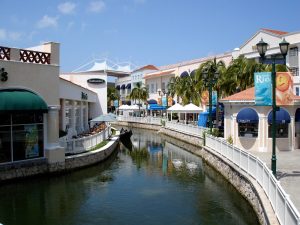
[91,114,117,122]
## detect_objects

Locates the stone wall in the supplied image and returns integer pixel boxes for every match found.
[0,136,119,182]
[112,121,161,131]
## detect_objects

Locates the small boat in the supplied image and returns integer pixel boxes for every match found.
[119,128,133,141]
[172,159,183,169]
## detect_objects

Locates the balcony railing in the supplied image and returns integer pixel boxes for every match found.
[20,49,51,64]
[117,116,162,125]
[59,127,111,155]
[0,45,51,64]
[0,46,10,60]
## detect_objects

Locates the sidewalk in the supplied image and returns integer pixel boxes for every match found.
[249,150,300,211]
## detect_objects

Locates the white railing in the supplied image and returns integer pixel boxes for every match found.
[165,121,207,138]
[117,116,162,125]
[59,127,111,155]
[206,135,300,225]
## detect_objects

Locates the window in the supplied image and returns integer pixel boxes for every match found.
[151,84,154,93]
[268,124,288,138]
[238,123,258,137]
[290,67,299,76]
[296,87,300,96]
[146,84,149,92]
[289,47,298,57]
[0,113,44,163]
[162,82,165,92]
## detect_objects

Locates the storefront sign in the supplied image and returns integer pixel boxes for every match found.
[255,72,272,106]
[1,68,8,82]
[87,78,105,84]
[81,92,88,100]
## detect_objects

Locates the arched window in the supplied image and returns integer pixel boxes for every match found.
[268,108,290,138]
[236,108,259,137]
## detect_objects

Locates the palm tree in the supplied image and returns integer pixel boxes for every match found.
[107,87,119,112]
[129,82,148,116]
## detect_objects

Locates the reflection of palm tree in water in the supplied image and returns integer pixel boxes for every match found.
[128,147,149,169]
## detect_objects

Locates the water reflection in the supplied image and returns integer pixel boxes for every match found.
[0,127,259,225]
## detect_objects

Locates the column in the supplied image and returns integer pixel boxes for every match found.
[290,116,295,151]
[80,101,84,132]
[70,100,76,136]
[85,102,89,130]
[45,106,65,163]
[60,99,66,131]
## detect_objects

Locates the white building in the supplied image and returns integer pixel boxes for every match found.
[232,28,300,96]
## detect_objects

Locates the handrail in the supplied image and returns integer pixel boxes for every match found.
[205,135,300,225]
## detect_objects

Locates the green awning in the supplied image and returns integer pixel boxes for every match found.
[0,89,48,112]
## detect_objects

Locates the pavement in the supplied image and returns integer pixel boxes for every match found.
[249,150,300,212]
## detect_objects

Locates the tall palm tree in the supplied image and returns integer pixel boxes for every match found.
[107,87,119,112]
[129,82,148,116]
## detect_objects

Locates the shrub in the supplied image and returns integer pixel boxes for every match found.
[227,135,233,145]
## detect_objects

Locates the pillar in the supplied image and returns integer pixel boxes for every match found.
[290,116,295,151]
[45,106,65,163]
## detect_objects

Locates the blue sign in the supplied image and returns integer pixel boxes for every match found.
[162,97,167,106]
[255,72,272,106]
[113,100,119,107]
[212,91,217,106]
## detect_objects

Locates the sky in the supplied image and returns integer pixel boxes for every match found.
[1,0,300,72]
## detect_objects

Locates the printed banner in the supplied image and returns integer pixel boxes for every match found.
[162,97,167,106]
[276,72,293,106]
[25,125,39,158]
[168,96,173,106]
[212,91,218,106]
[201,90,209,106]
[255,72,272,106]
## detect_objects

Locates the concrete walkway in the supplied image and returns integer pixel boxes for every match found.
[249,150,300,212]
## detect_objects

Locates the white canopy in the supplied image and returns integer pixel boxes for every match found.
[88,61,114,71]
[167,103,184,112]
[118,104,131,110]
[130,105,145,110]
[182,103,203,113]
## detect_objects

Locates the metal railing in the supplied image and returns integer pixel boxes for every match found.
[59,127,110,155]
[165,121,207,138]
[117,116,162,125]
[206,135,300,225]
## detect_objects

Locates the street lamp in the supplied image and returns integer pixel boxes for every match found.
[203,70,219,133]
[256,38,289,176]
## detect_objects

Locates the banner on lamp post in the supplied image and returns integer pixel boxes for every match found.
[162,97,167,106]
[168,96,173,106]
[255,72,272,106]
[276,72,293,106]
[212,91,217,106]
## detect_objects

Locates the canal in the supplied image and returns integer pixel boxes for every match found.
[0,127,259,225]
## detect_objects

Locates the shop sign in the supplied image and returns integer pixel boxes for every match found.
[81,92,88,100]
[1,68,8,82]
[87,78,105,84]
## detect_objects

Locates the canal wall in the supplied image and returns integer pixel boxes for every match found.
[159,127,278,225]
[0,136,119,182]
[112,121,161,131]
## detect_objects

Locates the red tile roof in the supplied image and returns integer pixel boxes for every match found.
[221,87,300,102]
[133,65,158,72]
[144,70,175,79]
[261,28,289,35]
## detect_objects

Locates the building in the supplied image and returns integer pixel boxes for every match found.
[232,28,300,96]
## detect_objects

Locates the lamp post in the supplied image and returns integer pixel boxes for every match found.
[256,38,289,176]
[203,70,219,133]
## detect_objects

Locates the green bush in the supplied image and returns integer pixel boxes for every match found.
[227,135,233,145]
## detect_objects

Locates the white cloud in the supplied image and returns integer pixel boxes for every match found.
[37,15,58,29]
[0,29,22,41]
[87,1,106,13]
[58,2,76,14]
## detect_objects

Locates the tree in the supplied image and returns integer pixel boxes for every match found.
[129,82,148,116]
[107,87,119,112]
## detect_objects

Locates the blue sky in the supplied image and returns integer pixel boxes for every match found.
[1,0,299,72]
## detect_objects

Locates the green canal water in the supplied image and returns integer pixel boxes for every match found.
[0,127,259,225]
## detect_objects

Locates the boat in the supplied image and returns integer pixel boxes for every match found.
[119,128,133,141]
